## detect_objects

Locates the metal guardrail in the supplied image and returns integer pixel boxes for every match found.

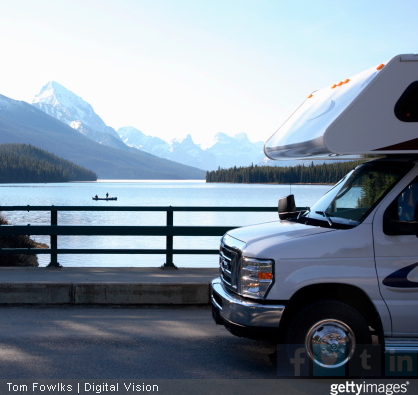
[0,206,278,268]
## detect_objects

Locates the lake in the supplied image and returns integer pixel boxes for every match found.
[0,180,331,267]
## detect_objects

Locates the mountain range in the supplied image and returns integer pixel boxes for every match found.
[31,81,269,171]
[0,80,288,180]
[0,93,204,179]
[118,127,267,170]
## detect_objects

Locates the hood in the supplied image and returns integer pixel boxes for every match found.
[226,220,335,246]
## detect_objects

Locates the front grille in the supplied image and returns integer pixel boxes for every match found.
[220,242,240,292]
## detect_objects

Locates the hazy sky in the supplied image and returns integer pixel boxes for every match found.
[0,0,417,146]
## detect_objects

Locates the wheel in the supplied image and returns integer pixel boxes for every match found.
[286,300,372,369]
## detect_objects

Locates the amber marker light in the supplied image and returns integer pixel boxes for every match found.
[307,93,313,98]
[258,272,273,280]
[343,78,350,84]
[376,63,385,70]
[331,84,337,89]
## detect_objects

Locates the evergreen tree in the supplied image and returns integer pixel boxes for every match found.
[205,161,364,185]
[0,144,97,183]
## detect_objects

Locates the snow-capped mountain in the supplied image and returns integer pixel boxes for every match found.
[168,134,217,170]
[118,127,267,170]
[32,81,123,147]
[206,132,266,169]
[119,126,216,169]
[69,120,130,151]
[118,126,171,157]
[32,81,271,171]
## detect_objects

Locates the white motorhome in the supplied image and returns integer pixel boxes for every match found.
[211,54,418,374]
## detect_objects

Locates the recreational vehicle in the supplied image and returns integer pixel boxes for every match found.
[211,54,418,373]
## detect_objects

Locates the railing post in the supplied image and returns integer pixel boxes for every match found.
[47,207,61,268]
[163,207,176,268]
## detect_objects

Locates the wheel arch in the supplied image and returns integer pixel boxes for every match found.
[278,283,384,344]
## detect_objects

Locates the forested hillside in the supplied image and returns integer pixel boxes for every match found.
[0,144,97,183]
[206,161,365,184]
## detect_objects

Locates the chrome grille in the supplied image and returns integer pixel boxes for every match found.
[219,234,245,293]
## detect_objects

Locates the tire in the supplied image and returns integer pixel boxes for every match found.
[286,300,372,370]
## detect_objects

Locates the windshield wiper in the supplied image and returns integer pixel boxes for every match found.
[315,211,333,227]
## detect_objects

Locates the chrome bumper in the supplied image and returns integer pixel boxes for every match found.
[211,277,285,330]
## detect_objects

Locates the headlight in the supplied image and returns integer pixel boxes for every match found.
[240,257,274,299]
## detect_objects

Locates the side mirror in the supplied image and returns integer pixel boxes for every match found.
[278,194,298,220]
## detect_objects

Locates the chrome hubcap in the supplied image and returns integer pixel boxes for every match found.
[305,319,355,368]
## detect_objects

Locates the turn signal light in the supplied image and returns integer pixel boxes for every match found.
[258,272,273,280]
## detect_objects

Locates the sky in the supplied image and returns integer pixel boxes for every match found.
[0,0,417,147]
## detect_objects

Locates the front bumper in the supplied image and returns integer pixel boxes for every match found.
[211,277,285,341]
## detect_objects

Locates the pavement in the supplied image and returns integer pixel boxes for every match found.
[0,306,279,380]
[0,267,219,305]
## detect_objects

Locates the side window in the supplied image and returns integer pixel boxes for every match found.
[384,178,418,235]
[395,81,418,122]
[398,181,418,221]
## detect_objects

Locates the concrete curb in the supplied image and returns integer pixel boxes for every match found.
[0,267,218,305]
[0,283,211,305]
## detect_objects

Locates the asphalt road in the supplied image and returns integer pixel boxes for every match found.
[0,306,278,380]
[2,306,413,395]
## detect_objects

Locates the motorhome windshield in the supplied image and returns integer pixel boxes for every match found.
[300,161,413,228]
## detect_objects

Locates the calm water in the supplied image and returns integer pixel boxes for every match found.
[0,180,331,267]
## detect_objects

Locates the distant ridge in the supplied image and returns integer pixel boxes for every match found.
[118,126,268,170]
[0,94,205,179]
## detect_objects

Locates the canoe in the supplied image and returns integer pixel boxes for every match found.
[92,197,117,201]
